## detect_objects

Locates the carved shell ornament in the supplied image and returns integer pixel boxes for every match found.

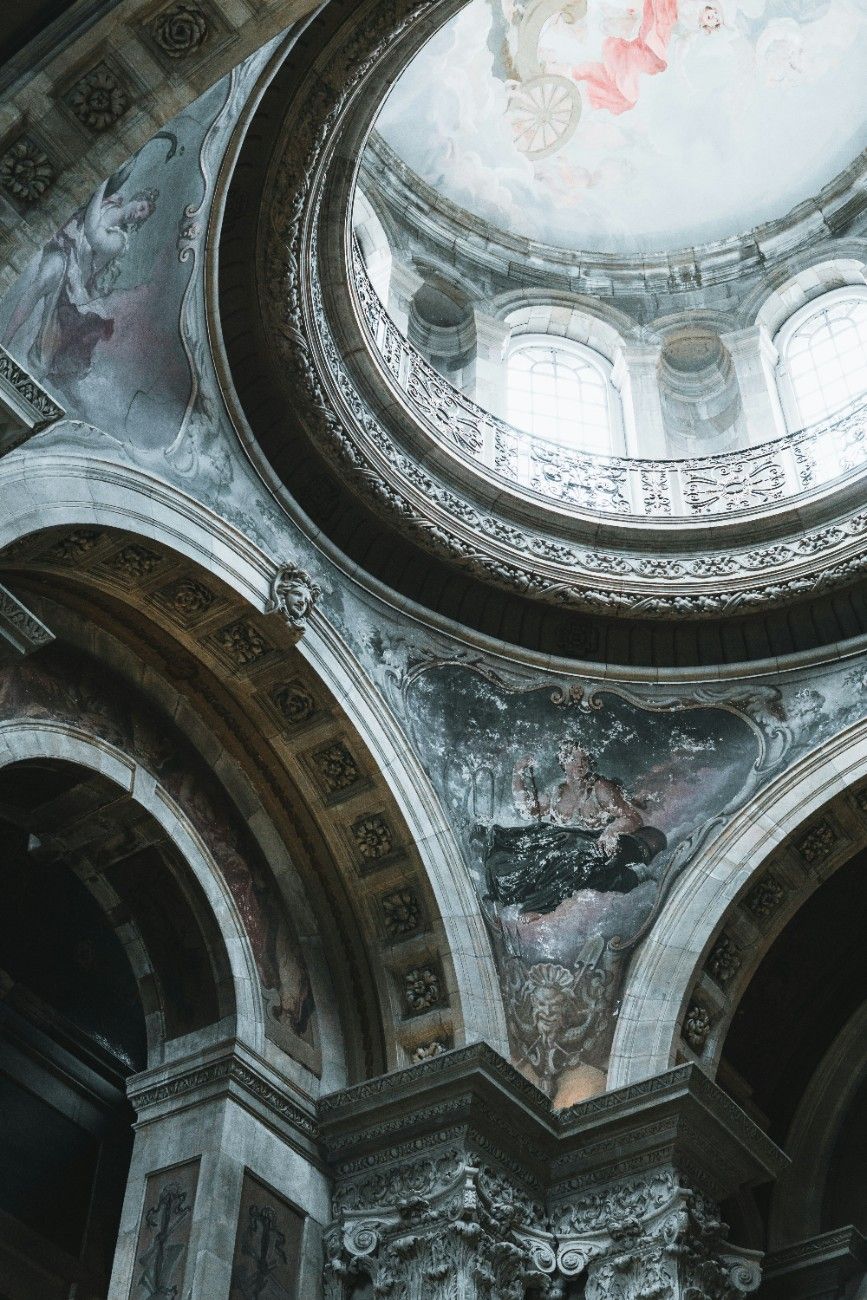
[220,0,867,625]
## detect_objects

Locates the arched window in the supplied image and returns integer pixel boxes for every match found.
[506,338,620,453]
[777,291,867,429]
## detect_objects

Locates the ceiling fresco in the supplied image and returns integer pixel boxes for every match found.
[375,0,867,253]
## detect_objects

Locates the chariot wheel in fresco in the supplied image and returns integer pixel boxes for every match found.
[508,73,582,159]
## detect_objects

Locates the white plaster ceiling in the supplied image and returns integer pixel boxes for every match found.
[374,0,867,254]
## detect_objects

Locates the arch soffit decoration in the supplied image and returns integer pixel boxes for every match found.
[0,455,509,1076]
[609,720,867,1089]
[211,0,867,639]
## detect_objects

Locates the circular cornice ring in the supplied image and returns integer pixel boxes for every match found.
[221,0,867,622]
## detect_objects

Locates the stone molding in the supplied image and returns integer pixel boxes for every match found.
[0,345,64,455]
[0,581,54,660]
[128,1041,321,1154]
[216,0,867,626]
[762,1226,867,1299]
[360,128,867,297]
[610,723,867,1089]
[319,1050,783,1298]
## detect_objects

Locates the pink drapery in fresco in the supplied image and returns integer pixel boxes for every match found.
[572,0,680,113]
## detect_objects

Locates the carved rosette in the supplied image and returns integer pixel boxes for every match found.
[556,1174,762,1300]
[324,1155,555,1300]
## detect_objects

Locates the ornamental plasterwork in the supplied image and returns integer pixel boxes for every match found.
[245,0,867,622]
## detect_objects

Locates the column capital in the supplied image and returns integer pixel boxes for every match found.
[319,1049,787,1297]
[127,1039,320,1161]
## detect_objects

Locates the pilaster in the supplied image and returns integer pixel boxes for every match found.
[720,325,787,446]
[621,342,668,457]
[111,1040,327,1300]
[470,310,511,419]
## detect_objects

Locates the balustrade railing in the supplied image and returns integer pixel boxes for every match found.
[352,243,867,521]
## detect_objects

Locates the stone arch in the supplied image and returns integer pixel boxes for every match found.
[492,289,633,368]
[608,721,867,1088]
[0,721,257,1063]
[768,999,867,1247]
[752,252,867,339]
[0,455,509,1075]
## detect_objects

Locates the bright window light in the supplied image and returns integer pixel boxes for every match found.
[785,296,867,428]
[506,342,613,453]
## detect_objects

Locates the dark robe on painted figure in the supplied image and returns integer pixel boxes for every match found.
[481,820,667,914]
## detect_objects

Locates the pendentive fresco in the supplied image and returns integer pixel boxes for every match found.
[337,595,867,1101]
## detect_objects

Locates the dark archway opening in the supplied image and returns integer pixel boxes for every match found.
[718,845,867,1264]
[0,756,229,1299]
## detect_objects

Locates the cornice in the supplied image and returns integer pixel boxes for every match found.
[362,132,867,295]
[128,1042,321,1148]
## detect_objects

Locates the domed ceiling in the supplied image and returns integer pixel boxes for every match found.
[374,0,867,254]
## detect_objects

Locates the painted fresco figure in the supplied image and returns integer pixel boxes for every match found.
[480,739,666,913]
[2,161,158,383]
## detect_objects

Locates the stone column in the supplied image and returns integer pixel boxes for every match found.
[721,325,787,446]
[621,342,668,457]
[318,1045,786,1300]
[110,1040,327,1299]
[551,1065,785,1300]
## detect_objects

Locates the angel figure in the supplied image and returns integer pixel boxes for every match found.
[3,160,158,383]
